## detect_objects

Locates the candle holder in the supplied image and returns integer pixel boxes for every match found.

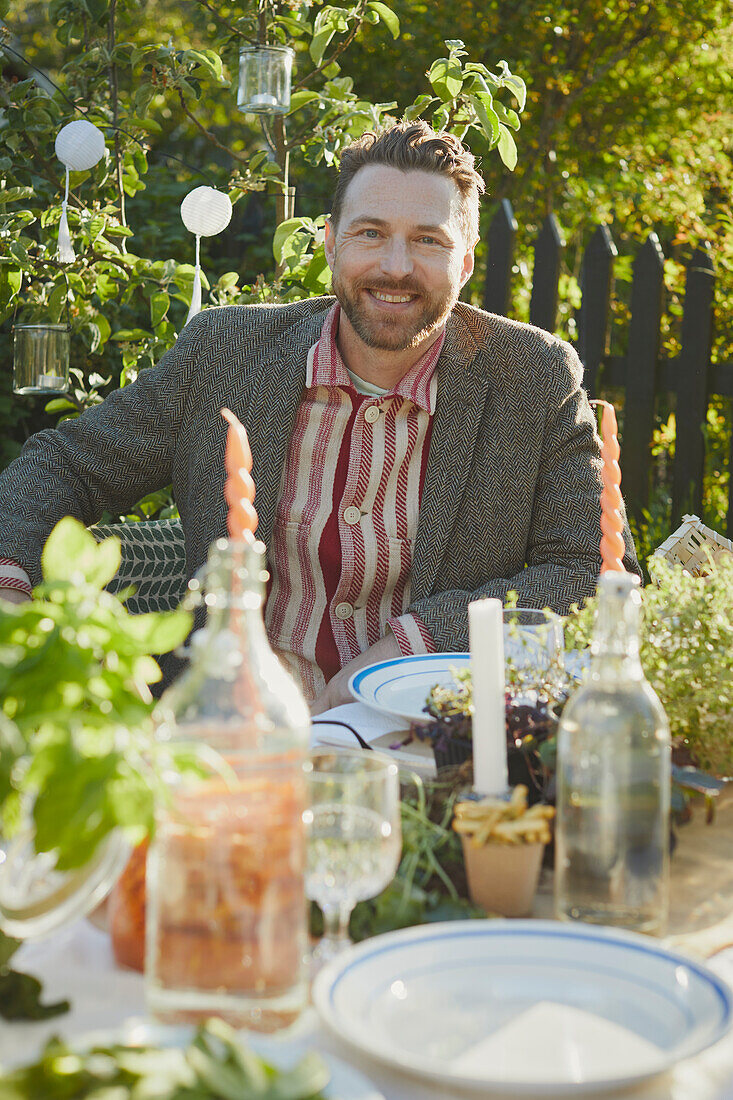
[237,45,294,115]
[13,323,71,396]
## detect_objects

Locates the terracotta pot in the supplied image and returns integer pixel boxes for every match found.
[461,836,544,917]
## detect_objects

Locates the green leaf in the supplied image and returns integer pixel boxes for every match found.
[0,186,34,205]
[403,94,435,122]
[43,398,77,414]
[310,26,336,66]
[497,123,518,170]
[128,114,162,134]
[123,609,192,655]
[215,272,239,292]
[287,89,321,114]
[502,73,527,113]
[41,517,121,589]
[0,931,20,969]
[273,217,313,264]
[469,94,499,145]
[111,328,149,341]
[493,100,521,131]
[427,57,464,102]
[150,290,170,328]
[301,247,331,292]
[367,1,400,38]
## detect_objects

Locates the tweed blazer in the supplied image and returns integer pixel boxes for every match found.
[0,296,638,650]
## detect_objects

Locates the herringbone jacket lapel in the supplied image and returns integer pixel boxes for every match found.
[413,308,489,602]
[234,308,324,552]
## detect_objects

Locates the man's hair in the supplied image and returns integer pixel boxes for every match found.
[330,120,485,245]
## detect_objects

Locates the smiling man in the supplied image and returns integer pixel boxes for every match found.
[0,121,639,708]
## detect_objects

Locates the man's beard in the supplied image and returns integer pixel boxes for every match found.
[331,272,457,352]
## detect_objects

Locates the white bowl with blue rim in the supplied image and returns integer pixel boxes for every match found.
[312,920,733,1095]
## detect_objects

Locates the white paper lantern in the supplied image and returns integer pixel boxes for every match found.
[180,187,233,325]
[180,187,233,237]
[54,120,106,263]
[55,120,106,172]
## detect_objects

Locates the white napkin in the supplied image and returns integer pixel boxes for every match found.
[454,1000,665,1084]
[310,702,436,776]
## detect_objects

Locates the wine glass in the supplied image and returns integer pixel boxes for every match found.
[304,750,401,971]
[503,607,565,702]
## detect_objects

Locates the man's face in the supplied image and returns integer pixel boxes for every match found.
[324,165,475,354]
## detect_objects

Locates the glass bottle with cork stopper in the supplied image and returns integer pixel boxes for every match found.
[145,408,310,1029]
[554,572,671,934]
[146,536,310,1029]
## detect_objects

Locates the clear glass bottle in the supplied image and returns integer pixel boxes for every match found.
[555,573,671,934]
[146,537,311,1030]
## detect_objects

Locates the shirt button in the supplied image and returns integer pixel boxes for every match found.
[335,602,353,620]
[343,505,361,525]
[364,405,380,423]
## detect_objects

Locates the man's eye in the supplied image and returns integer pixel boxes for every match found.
[362,228,380,238]
[419,236,438,245]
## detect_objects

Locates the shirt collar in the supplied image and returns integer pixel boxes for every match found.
[306,302,443,414]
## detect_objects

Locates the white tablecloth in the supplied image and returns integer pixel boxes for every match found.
[2,919,733,1099]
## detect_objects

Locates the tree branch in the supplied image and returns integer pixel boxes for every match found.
[195,0,257,44]
[293,2,367,91]
[176,90,250,164]
[107,0,127,248]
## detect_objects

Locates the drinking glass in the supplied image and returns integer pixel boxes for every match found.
[503,607,565,702]
[304,750,401,970]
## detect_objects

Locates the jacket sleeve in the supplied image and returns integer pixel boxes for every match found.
[0,311,214,585]
[406,341,641,651]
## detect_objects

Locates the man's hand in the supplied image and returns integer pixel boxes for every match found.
[310,632,402,716]
[0,589,30,605]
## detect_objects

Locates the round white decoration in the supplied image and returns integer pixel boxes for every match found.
[55,120,106,172]
[180,187,233,237]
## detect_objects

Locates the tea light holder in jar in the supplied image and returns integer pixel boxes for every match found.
[13,323,71,396]
[237,46,294,115]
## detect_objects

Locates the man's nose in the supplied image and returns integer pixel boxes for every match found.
[379,238,413,280]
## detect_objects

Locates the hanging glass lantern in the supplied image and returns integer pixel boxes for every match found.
[237,46,294,115]
[13,324,71,396]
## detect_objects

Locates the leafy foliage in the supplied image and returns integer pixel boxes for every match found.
[564,555,733,776]
[0,1017,331,1098]
[0,517,192,870]
[0,0,525,506]
[0,934,70,1020]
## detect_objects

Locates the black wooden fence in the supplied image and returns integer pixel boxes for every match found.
[481,199,733,538]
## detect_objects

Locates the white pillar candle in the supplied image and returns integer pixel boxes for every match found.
[469,597,508,795]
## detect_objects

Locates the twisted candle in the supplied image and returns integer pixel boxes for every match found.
[596,400,626,574]
[221,407,258,540]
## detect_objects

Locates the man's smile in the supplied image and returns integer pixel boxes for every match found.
[368,290,416,304]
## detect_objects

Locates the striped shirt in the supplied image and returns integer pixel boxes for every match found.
[265,303,439,700]
[0,557,31,596]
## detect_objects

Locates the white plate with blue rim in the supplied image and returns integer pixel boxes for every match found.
[348,653,471,724]
[348,650,589,726]
[312,920,733,1095]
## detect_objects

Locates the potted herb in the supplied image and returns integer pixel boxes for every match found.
[0,517,192,1012]
[564,555,733,779]
[417,667,562,803]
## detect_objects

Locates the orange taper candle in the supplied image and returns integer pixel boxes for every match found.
[221,407,258,540]
[596,400,626,574]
